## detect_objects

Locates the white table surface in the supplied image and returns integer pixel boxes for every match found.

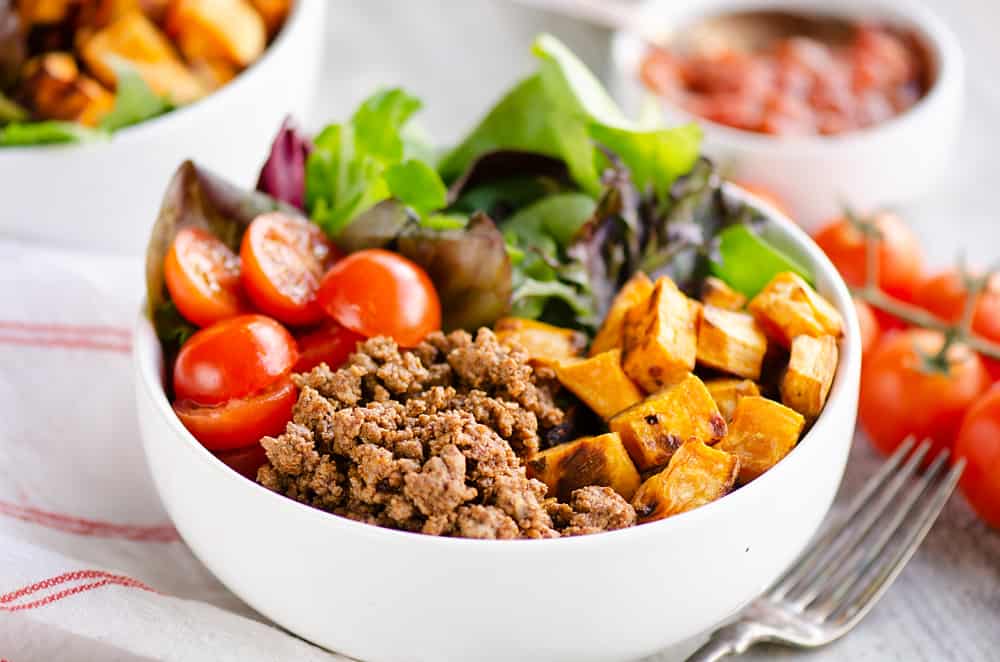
[316,2,1000,660]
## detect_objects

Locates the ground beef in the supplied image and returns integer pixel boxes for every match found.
[258,329,633,539]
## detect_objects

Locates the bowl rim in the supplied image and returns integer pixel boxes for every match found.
[0,0,315,157]
[611,0,964,152]
[134,186,861,549]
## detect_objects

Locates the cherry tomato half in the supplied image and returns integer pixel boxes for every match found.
[240,212,339,326]
[913,270,1000,379]
[294,321,364,373]
[860,329,989,461]
[215,442,269,480]
[173,314,298,405]
[316,249,441,347]
[954,385,1000,529]
[813,211,922,301]
[174,376,297,451]
[164,227,247,327]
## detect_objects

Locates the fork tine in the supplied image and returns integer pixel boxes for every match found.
[801,447,950,614]
[769,437,925,601]
[826,457,965,629]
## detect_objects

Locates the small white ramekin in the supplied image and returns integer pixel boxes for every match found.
[0,0,325,254]
[610,0,964,229]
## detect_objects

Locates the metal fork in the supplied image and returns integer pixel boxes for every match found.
[686,437,965,661]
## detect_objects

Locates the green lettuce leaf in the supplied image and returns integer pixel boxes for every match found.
[306,88,449,234]
[100,62,173,132]
[0,92,27,123]
[710,224,813,297]
[0,120,106,146]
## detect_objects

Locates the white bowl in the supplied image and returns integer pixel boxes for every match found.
[133,187,861,662]
[610,0,963,230]
[0,0,325,254]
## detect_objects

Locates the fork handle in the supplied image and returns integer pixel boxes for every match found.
[685,622,765,662]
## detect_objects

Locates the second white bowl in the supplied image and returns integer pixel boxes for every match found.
[610,0,964,229]
[0,0,325,254]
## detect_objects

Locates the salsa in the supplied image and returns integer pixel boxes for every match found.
[641,20,929,136]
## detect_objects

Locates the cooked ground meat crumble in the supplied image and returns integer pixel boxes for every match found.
[257,328,637,539]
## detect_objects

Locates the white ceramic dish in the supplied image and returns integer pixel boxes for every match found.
[134,186,861,662]
[610,0,963,230]
[0,0,324,254]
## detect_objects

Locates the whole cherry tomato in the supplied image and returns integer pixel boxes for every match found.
[913,270,1000,379]
[174,377,296,451]
[854,297,880,355]
[954,385,1000,529]
[294,321,364,374]
[240,212,339,326]
[813,211,922,301]
[860,329,989,461]
[316,249,441,347]
[173,315,297,405]
[164,227,247,327]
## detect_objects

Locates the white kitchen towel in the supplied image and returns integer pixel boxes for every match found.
[0,240,345,662]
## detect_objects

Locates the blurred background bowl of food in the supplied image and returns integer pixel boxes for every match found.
[0,0,324,254]
[610,0,963,229]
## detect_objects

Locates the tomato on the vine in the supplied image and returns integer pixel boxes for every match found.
[173,314,298,405]
[813,211,922,301]
[317,249,441,347]
[860,329,989,460]
[854,297,880,355]
[240,212,339,326]
[954,386,1000,528]
[294,321,364,373]
[913,270,1000,379]
[732,180,794,220]
[164,227,247,327]
[174,377,297,451]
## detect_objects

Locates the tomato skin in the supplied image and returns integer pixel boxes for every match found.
[854,297,880,355]
[214,442,269,480]
[913,271,1000,379]
[732,180,794,220]
[316,249,441,347]
[173,315,298,405]
[860,329,989,461]
[294,322,364,374]
[240,212,338,326]
[954,386,1000,528]
[164,227,247,327]
[174,376,296,451]
[813,211,922,301]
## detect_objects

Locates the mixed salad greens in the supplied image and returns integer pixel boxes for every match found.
[149,34,810,347]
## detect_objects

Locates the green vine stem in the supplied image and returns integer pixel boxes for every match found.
[846,209,1000,363]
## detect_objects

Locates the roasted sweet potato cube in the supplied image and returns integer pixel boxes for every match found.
[17,0,74,25]
[701,276,746,311]
[495,317,586,369]
[248,0,291,35]
[609,373,726,471]
[166,0,266,67]
[189,57,238,90]
[80,10,205,104]
[555,350,643,420]
[590,272,654,356]
[631,440,739,523]
[781,334,838,420]
[717,396,805,484]
[622,276,701,392]
[527,432,641,501]
[20,53,115,126]
[705,378,761,422]
[696,306,768,379]
[748,272,843,347]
